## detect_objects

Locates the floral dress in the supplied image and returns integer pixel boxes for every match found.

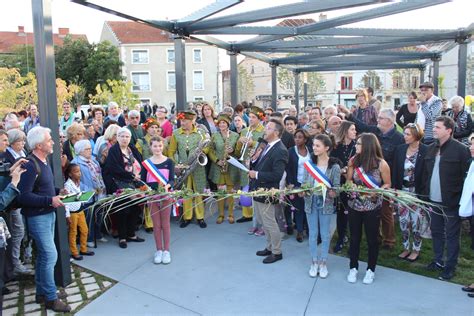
[348,166,382,212]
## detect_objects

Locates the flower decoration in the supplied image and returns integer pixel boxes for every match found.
[177,112,186,120]
[143,118,159,130]
[258,112,265,120]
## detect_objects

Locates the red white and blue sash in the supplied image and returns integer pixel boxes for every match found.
[142,159,168,186]
[355,167,380,189]
[304,161,332,188]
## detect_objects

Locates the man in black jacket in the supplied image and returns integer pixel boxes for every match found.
[420,116,471,280]
[339,106,404,249]
[249,119,289,264]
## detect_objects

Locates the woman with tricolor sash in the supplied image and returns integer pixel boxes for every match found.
[300,134,341,279]
[345,133,391,285]
[140,136,175,265]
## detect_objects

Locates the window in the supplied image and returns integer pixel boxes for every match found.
[341,76,353,90]
[140,99,151,106]
[411,76,419,89]
[167,49,175,63]
[193,70,204,90]
[193,49,202,63]
[131,72,150,91]
[167,71,176,91]
[392,76,402,89]
[132,50,149,64]
[194,96,204,101]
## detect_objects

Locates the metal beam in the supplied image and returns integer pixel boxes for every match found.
[432,56,440,95]
[271,64,277,111]
[187,0,379,32]
[237,0,449,46]
[177,0,242,27]
[194,26,455,37]
[303,83,308,109]
[278,54,431,66]
[190,35,232,50]
[297,63,424,72]
[174,37,187,112]
[294,71,300,113]
[420,66,425,83]
[32,0,71,288]
[229,52,238,106]
[457,38,469,97]
[70,0,174,31]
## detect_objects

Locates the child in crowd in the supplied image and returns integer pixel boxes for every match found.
[64,164,95,260]
[141,136,175,265]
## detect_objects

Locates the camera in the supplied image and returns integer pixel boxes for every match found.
[0,159,12,175]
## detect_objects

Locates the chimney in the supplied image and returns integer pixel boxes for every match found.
[58,28,69,37]
[18,26,26,36]
[319,13,327,21]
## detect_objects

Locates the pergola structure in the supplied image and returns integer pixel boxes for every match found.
[30,0,472,286]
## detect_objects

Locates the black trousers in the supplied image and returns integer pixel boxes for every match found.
[349,207,381,271]
[0,246,5,310]
[336,193,349,243]
[115,201,140,240]
[430,202,461,269]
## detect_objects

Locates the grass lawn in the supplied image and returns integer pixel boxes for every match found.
[331,220,474,286]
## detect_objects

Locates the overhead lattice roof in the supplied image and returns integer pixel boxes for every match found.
[72,0,473,72]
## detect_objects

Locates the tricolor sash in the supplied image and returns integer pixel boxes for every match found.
[355,167,380,189]
[304,161,333,188]
[142,159,168,186]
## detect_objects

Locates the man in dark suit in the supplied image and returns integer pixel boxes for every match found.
[249,119,289,264]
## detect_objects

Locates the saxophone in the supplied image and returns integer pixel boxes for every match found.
[175,131,210,189]
[221,130,230,173]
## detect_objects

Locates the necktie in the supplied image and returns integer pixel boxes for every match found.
[257,144,270,164]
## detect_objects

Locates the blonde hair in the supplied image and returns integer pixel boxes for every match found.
[66,122,86,140]
[103,124,120,141]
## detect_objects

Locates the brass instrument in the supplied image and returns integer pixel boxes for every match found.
[238,128,253,161]
[221,130,230,173]
[175,132,210,189]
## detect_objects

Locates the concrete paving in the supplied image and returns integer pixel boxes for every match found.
[76,207,473,316]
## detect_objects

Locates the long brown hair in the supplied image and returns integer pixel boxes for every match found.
[352,133,383,172]
[335,120,355,145]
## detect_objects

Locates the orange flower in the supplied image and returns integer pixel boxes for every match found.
[177,113,186,120]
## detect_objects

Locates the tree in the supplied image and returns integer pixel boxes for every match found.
[238,65,254,103]
[55,36,91,86]
[0,45,36,76]
[89,79,139,107]
[359,70,382,91]
[277,68,326,96]
[466,54,474,96]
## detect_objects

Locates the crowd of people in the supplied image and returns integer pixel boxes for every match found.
[0,82,474,312]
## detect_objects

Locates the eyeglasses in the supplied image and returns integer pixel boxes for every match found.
[405,123,419,132]
[377,116,389,121]
[130,116,140,119]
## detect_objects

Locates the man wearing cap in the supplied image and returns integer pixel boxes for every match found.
[168,111,209,228]
[234,106,265,226]
[417,82,442,145]
[208,113,240,224]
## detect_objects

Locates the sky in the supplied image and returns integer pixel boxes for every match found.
[1,0,473,69]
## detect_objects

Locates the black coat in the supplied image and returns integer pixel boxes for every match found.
[102,143,143,194]
[249,140,289,204]
[420,138,471,211]
[392,143,427,195]
[286,146,310,187]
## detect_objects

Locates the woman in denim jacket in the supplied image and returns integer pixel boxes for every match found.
[301,134,341,279]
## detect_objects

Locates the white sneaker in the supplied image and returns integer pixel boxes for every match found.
[319,264,328,279]
[162,251,171,264]
[309,263,318,278]
[153,250,163,264]
[363,269,375,284]
[87,241,95,248]
[98,237,108,243]
[13,264,34,276]
[347,268,358,283]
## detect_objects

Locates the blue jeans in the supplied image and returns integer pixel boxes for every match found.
[27,212,58,301]
[306,195,334,262]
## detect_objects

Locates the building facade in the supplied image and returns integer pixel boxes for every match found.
[101,21,219,110]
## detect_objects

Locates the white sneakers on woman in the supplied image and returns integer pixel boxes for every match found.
[153,250,171,264]
[309,263,329,278]
[347,268,375,284]
[162,251,171,264]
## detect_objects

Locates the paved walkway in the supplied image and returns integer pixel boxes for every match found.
[75,208,473,316]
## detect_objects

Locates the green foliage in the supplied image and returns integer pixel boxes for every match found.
[89,79,139,108]
[277,68,326,96]
[438,75,445,98]
[359,70,383,91]
[238,65,254,103]
[55,36,91,86]
[467,55,474,96]
[0,45,36,76]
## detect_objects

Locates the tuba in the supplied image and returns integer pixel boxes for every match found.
[175,133,210,189]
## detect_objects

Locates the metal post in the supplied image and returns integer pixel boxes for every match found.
[457,37,469,98]
[294,71,300,115]
[303,82,308,109]
[271,64,277,111]
[229,51,238,106]
[31,0,71,287]
[432,56,441,96]
[174,36,187,112]
[419,66,425,84]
